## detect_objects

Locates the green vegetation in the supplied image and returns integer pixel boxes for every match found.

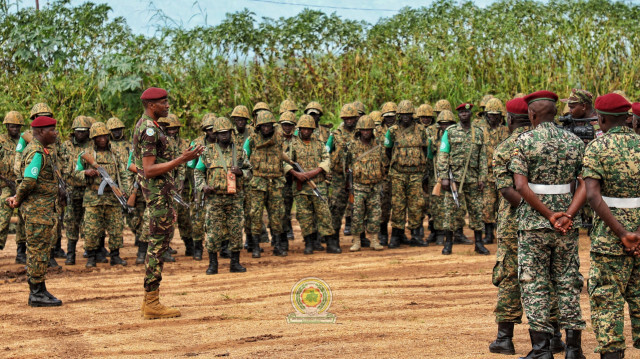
[1,0,639,137]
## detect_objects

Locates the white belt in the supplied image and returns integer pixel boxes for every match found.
[529,183,571,195]
[602,196,640,208]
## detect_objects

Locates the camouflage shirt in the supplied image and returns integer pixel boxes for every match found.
[0,134,19,186]
[484,126,510,182]
[384,122,429,174]
[437,124,487,184]
[60,136,92,187]
[509,122,584,231]
[73,144,130,207]
[582,126,640,255]
[243,131,287,191]
[284,136,330,196]
[194,141,252,195]
[326,123,357,175]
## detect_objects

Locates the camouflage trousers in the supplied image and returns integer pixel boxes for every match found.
[249,184,284,235]
[353,183,382,236]
[380,179,392,224]
[283,177,294,233]
[519,228,586,333]
[296,185,334,238]
[25,218,57,284]
[431,187,446,231]
[127,194,146,240]
[144,203,175,292]
[390,172,425,230]
[588,252,640,353]
[482,181,498,224]
[64,187,85,242]
[204,193,243,253]
[0,187,25,249]
[442,182,483,231]
[190,201,205,242]
[83,205,123,251]
[329,173,348,233]
[176,186,192,239]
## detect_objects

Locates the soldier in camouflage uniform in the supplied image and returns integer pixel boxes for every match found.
[582,93,640,359]
[74,122,129,267]
[437,105,490,255]
[383,100,429,248]
[304,102,330,143]
[341,101,366,238]
[8,116,62,307]
[347,115,387,251]
[279,99,298,115]
[284,115,336,254]
[509,90,586,358]
[107,117,129,153]
[416,104,436,241]
[127,146,148,265]
[473,94,494,128]
[376,102,397,246]
[252,102,271,125]
[280,111,297,242]
[0,111,24,253]
[194,117,250,274]
[482,98,510,244]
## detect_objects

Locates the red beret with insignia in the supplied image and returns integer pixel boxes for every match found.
[30,116,57,128]
[455,103,473,111]
[595,93,632,115]
[140,87,168,100]
[506,98,528,115]
[523,90,558,105]
[632,103,640,117]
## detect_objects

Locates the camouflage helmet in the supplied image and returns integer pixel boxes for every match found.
[436,110,457,124]
[380,101,397,116]
[212,117,234,133]
[434,99,452,113]
[252,102,271,115]
[514,93,525,98]
[355,115,375,130]
[479,95,494,108]
[231,105,250,119]
[279,111,297,125]
[485,98,505,115]
[352,101,366,115]
[397,100,414,114]
[562,103,570,115]
[256,110,276,126]
[72,115,93,130]
[340,103,359,118]
[416,104,434,117]
[279,99,298,114]
[86,116,97,126]
[369,110,382,125]
[89,122,110,139]
[106,117,125,130]
[201,113,217,130]
[297,114,316,129]
[157,115,171,125]
[304,101,324,115]
[4,111,25,125]
[166,114,182,128]
[30,103,53,119]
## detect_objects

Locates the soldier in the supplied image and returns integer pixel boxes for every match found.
[347,115,387,251]
[7,116,63,307]
[583,93,640,359]
[376,101,397,246]
[482,98,510,244]
[107,117,129,153]
[342,101,366,238]
[252,102,271,126]
[280,111,297,242]
[194,117,250,274]
[383,100,429,248]
[0,111,24,253]
[279,99,298,115]
[473,94,494,128]
[437,105,490,255]
[127,147,148,265]
[284,115,336,254]
[416,104,436,241]
[304,102,330,143]
[510,90,586,358]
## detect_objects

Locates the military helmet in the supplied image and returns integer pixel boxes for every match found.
[166,114,182,128]
[86,116,97,126]
[256,110,276,126]
[201,113,217,130]
[4,111,25,125]
[304,101,324,115]
[369,110,382,125]
[434,99,452,113]
[380,101,397,116]
[72,115,93,129]
[416,104,434,117]
[30,103,53,119]
[352,101,366,115]
[397,100,414,114]
[297,114,316,129]
[106,117,125,130]
[212,117,234,133]
[231,105,250,119]
[562,103,570,116]
[279,99,298,114]
[514,93,525,98]
[157,115,171,125]
[355,115,375,130]
[252,102,271,115]
[436,110,457,124]
[479,95,494,108]
[89,122,110,139]
[340,103,359,119]
[279,111,297,125]
[485,98,505,115]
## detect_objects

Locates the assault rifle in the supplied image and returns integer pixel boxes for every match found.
[81,152,133,213]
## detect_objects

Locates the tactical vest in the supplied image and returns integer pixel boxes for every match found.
[350,141,384,185]
[291,138,326,183]
[250,133,283,179]
[203,143,242,194]
[391,124,427,172]
[330,126,355,174]
[20,141,58,224]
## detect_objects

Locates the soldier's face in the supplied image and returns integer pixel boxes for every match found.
[94,134,109,150]
[420,116,433,126]
[233,117,247,131]
[343,117,358,129]
[438,122,453,130]
[487,113,503,126]
[568,102,586,118]
[152,99,170,119]
[299,127,313,140]
[74,129,89,142]
[458,110,471,122]
[111,128,124,140]
[360,129,373,141]
[383,115,396,126]
[216,130,231,144]
[204,128,215,142]
[37,126,58,146]
[167,127,179,137]
[399,113,413,126]
[259,123,274,137]
[281,123,295,135]
[6,124,22,138]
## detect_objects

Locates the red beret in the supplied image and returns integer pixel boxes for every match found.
[455,103,473,111]
[30,116,57,128]
[594,93,631,115]
[506,98,528,115]
[632,103,640,117]
[140,87,168,101]
[523,90,558,105]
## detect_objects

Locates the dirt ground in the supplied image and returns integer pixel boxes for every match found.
[0,223,637,359]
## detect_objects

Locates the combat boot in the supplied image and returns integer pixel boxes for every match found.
[442,230,453,255]
[417,222,425,239]
[435,230,445,245]
[370,233,384,251]
[136,242,148,265]
[343,216,352,236]
[65,240,77,265]
[489,322,516,355]
[229,251,246,273]
[350,234,361,252]
[220,240,231,259]
[98,236,109,259]
[252,235,262,258]
[48,248,61,268]
[454,228,473,244]
[519,330,553,359]
[272,234,287,257]
[15,242,26,264]
[600,351,624,359]
[304,235,315,255]
[286,220,294,240]
[162,250,176,263]
[95,244,108,264]
[53,236,65,258]
[379,222,389,246]
[206,251,218,275]
[410,228,428,247]
[388,228,402,249]
[193,240,203,261]
[483,223,495,244]
[244,230,252,252]
[260,227,270,243]
[182,237,193,256]
[360,232,370,247]
[143,289,181,320]
[564,330,585,359]
[134,233,141,247]
[326,234,342,254]
[400,231,411,245]
[550,322,566,353]
[426,221,437,244]
[474,230,490,255]
[313,233,325,251]
[28,280,62,307]
[109,248,127,266]
[86,250,97,268]
[281,235,289,253]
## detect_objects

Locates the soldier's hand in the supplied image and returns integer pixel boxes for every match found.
[478,181,485,191]
[181,145,204,163]
[85,169,99,177]
[441,179,450,191]
[6,196,18,208]
[291,171,308,183]
[549,212,572,234]
[230,166,242,177]
[203,186,214,195]
[621,232,640,254]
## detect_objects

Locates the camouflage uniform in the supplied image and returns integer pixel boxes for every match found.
[327,120,357,236]
[0,131,22,250]
[582,125,640,354]
[187,134,207,249]
[509,121,586,334]
[280,112,298,240]
[426,123,446,234]
[483,125,509,224]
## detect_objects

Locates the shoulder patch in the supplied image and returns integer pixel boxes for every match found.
[146,128,155,136]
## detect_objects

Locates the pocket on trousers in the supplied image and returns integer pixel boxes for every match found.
[492,260,507,287]
[149,210,174,236]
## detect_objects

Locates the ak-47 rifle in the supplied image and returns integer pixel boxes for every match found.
[280,152,326,202]
[126,162,138,207]
[49,150,70,206]
[448,169,460,208]
[346,168,354,204]
[0,174,16,195]
[81,152,133,213]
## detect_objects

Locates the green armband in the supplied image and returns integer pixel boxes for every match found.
[439,130,450,153]
[383,129,393,148]
[427,138,434,159]
[126,150,133,169]
[16,136,26,153]
[243,137,252,158]
[23,152,43,179]
[195,157,206,172]
[325,135,334,153]
[75,154,85,171]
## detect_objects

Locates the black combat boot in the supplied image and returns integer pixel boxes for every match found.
[48,248,61,268]
[193,240,203,261]
[260,227,270,243]
[600,351,624,359]
[244,230,252,251]
[229,251,246,273]
[86,249,97,268]
[286,220,294,240]
[110,248,127,266]
[206,251,218,275]
[417,222,425,239]
[454,228,473,244]
[272,234,287,257]
[360,232,371,248]
[435,230,445,245]
[550,322,566,353]
[183,237,193,256]
[15,242,27,264]
[303,235,314,255]
[442,230,453,255]
[519,330,553,359]
[65,240,77,265]
[400,230,411,245]
[136,242,148,265]
[252,235,261,258]
[95,243,108,264]
[474,230,490,255]
[426,220,436,244]
[134,233,140,247]
[98,236,109,258]
[379,222,389,246]
[326,234,342,254]
[28,280,62,307]
[410,228,428,247]
[53,236,65,258]
[220,240,231,259]
[388,228,402,249]
[343,216,352,236]
[489,322,516,355]
[313,233,325,251]
[162,249,176,262]
[483,223,495,244]
[282,235,289,253]
[564,330,585,359]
